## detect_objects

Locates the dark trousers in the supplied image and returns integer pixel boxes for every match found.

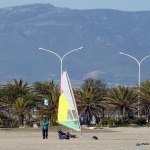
[42,129,48,139]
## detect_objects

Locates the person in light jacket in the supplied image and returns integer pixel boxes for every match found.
[41,117,49,139]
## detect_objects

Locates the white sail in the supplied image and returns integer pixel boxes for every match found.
[58,71,81,132]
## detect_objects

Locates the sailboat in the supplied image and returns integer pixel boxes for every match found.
[58,71,82,136]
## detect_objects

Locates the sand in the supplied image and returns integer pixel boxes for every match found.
[0,127,150,150]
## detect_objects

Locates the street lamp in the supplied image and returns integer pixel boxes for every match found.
[119,52,150,87]
[119,52,150,117]
[39,46,83,87]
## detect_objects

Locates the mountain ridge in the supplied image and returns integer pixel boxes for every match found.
[0,4,150,86]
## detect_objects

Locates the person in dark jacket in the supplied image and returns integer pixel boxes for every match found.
[41,117,49,139]
[57,129,76,139]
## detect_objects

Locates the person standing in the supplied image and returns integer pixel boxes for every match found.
[41,117,49,139]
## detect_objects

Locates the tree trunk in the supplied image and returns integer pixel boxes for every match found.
[19,114,24,127]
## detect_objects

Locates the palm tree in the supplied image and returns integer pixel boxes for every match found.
[1,78,31,103]
[33,80,60,123]
[104,85,138,118]
[12,97,30,127]
[74,78,106,126]
[0,79,33,123]
[139,80,150,116]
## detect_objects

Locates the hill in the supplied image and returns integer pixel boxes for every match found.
[0,4,150,86]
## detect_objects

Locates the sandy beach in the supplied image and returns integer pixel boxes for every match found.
[0,127,150,150]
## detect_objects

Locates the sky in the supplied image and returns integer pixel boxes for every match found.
[0,0,150,11]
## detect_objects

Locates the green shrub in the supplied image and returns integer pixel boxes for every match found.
[115,116,128,126]
[135,117,146,125]
[101,118,115,126]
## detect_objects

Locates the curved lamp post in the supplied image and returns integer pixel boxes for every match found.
[119,52,150,87]
[39,46,83,88]
[119,52,150,117]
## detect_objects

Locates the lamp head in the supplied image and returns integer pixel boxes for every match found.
[79,46,83,49]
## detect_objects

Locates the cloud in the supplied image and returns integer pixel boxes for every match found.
[83,70,105,79]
